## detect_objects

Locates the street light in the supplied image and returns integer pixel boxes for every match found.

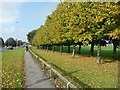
[60,0,62,2]
[16,22,18,48]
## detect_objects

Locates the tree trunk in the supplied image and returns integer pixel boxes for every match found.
[68,45,70,53]
[50,45,52,50]
[45,45,46,50]
[52,45,55,53]
[60,45,63,55]
[112,39,118,60]
[45,46,46,50]
[118,47,120,60]
[113,43,117,60]
[46,45,48,52]
[45,45,47,50]
[97,45,101,64]
[90,40,94,56]
[37,46,39,49]
[72,45,76,58]
[78,44,81,54]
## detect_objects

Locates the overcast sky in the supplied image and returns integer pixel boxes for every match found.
[0,0,59,42]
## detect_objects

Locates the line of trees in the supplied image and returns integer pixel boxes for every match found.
[0,37,4,47]
[27,2,120,64]
[0,37,23,47]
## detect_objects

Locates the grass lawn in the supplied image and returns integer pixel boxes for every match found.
[1,48,25,88]
[31,47,118,88]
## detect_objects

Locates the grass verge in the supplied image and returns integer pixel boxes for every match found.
[2,48,25,88]
[31,47,118,88]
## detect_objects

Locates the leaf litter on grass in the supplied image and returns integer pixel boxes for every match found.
[31,47,118,88]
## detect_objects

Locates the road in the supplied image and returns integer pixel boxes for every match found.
[0,48,9,54]
[0,47,22,54]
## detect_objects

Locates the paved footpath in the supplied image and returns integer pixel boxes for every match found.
[24,51,55,88]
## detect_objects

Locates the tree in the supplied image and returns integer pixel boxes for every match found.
[31,2,120,62]
[90,40,94,56]
[27,30,37,44]
[5,38,16,47]
[18,40,23,46]
[0,37,4,47]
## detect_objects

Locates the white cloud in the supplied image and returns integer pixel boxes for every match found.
[0,2,21,24]
[1,26,15,34]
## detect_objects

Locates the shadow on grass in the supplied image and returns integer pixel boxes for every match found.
[50,63,91,88]
[30,48,91,88]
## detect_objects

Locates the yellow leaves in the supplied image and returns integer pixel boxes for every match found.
[108,26,120,39]
[109,11,119,15]
[99,28,104,31]
[31,2,120,46]
[99,17,106,22]
[93,16,105,22]
[2,49,24,88]
[109,11,115,14]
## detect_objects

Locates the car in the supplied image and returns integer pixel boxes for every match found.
[7,46,13,50]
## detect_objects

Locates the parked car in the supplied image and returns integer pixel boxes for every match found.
[7,46,13,50]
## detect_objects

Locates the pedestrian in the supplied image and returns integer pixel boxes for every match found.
[26,46,28,51]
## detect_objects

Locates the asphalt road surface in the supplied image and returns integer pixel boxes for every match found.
[0,48,9,53]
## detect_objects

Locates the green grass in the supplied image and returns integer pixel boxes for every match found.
[0,53,2,89]
[31,47,118,88]
[48,46,119,60]
[2,48,25,88]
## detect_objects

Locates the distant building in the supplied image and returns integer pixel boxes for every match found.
[106,43,113,47]
[22,42,30,46]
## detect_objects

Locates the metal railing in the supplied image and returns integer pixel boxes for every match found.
[29,49,78,89]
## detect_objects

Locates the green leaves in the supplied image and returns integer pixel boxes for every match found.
[27,30,37,44]
[30,2,120,46]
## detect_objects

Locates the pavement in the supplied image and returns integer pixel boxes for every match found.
[24,51,55,88]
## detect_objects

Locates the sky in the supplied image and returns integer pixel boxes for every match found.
[0,1,60,42]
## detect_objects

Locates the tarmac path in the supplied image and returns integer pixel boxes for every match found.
[24,51,55,88]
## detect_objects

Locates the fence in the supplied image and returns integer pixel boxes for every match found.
[29,49,78,90]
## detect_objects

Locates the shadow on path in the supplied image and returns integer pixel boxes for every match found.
[27,77,50,87]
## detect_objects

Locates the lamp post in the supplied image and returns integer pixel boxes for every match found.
[16,22,18,48]
[60,0,62,3]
